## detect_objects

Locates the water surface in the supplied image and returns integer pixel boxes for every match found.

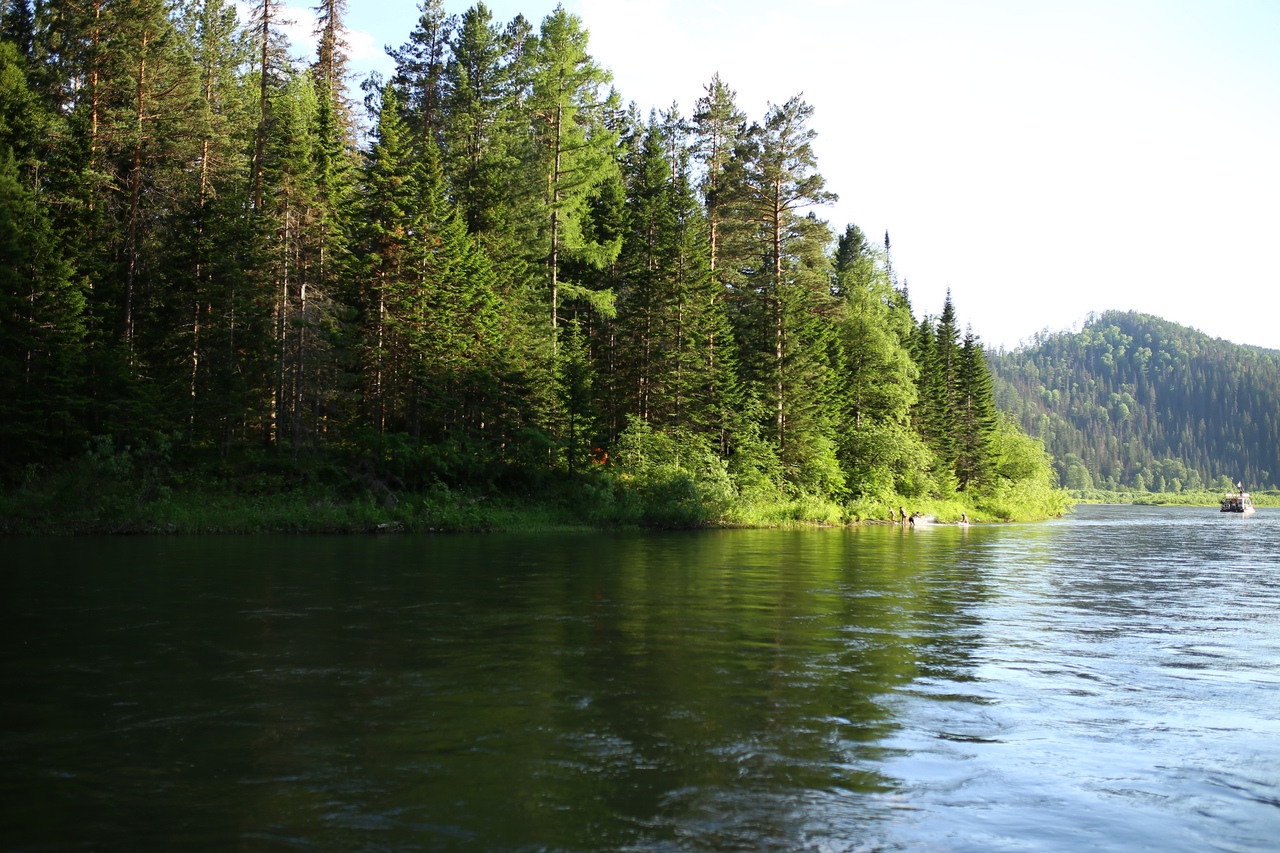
[2,505,1277,851]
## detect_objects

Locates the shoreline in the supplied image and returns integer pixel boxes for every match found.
[1,488,1065,537]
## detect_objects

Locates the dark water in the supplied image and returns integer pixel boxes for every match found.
[2,505,1278,851]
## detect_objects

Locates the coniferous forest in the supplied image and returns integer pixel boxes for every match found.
[0,0,1065,531]
[991,312,1280,494]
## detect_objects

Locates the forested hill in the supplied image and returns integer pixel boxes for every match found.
[990,312,1280,491]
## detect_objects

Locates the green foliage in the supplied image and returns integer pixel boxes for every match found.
[0,4,1069,526]
[610,417,733,526]
[525,6,621,329]
[989,415,1053,483]
[554,319,600,474]
[843,421,937,499]
[1069,488,1280,508]
[726,419,785,504]
[975,474,1071,521]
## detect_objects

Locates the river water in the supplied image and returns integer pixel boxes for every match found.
[2,504,1278,851]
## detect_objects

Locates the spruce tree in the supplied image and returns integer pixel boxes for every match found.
[259,69,345,451]
[556,318,599,474]
[0,0,33,58]
[611,114,678,427]
[524,6,621,337]
[442,2,519,236]
[931,291,961,481]
[0,44,87,460]
[247,0,289,211]
[720,95,837,485]
[311,0,352,128]
[955,327,999,489]
[358,84,415,434]
[110,0,199,358]
[655,107,738,451]
[388,0,454,149]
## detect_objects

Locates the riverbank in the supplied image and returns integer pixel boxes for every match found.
[1068,488,1280,508]
[0,446,1070,535]
[0,479,1067,536]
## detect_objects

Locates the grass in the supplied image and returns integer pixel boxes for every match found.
[1068,488,1280,508]
[0,445,1073,536]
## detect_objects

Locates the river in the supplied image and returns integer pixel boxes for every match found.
[2,504,1277,851]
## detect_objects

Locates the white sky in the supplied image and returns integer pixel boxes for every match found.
[275,0,1280,352]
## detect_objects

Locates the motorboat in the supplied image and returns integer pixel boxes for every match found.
[1220,488,1256,514]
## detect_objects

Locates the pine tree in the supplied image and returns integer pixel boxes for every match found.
[720,95,838,481]
[691,73,744,288]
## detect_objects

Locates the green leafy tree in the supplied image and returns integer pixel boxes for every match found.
[830,224,922,495]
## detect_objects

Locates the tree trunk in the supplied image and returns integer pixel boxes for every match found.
[252,0,270,209]
[124,43,148,356]
[773,179,785,446]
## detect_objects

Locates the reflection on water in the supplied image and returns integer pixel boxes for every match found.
[2,505,1278,851]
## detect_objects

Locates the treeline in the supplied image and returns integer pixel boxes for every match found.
[0,0,1058,522]
[991,311,1280,491]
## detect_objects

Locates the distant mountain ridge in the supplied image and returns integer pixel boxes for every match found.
[990,311,1280,491]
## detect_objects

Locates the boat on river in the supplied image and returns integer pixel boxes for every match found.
[1220,486,1256,514]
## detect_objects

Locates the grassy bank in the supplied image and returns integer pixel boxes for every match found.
[1,440,1070,536]
[1068,488,1280,508]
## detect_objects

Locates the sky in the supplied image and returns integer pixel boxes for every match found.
[272,0,1280,352]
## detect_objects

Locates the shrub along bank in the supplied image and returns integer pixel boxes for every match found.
[1,429,1070,535]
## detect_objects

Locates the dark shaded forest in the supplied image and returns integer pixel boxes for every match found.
[0,0,1061,527]
[991,311,1280,492]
